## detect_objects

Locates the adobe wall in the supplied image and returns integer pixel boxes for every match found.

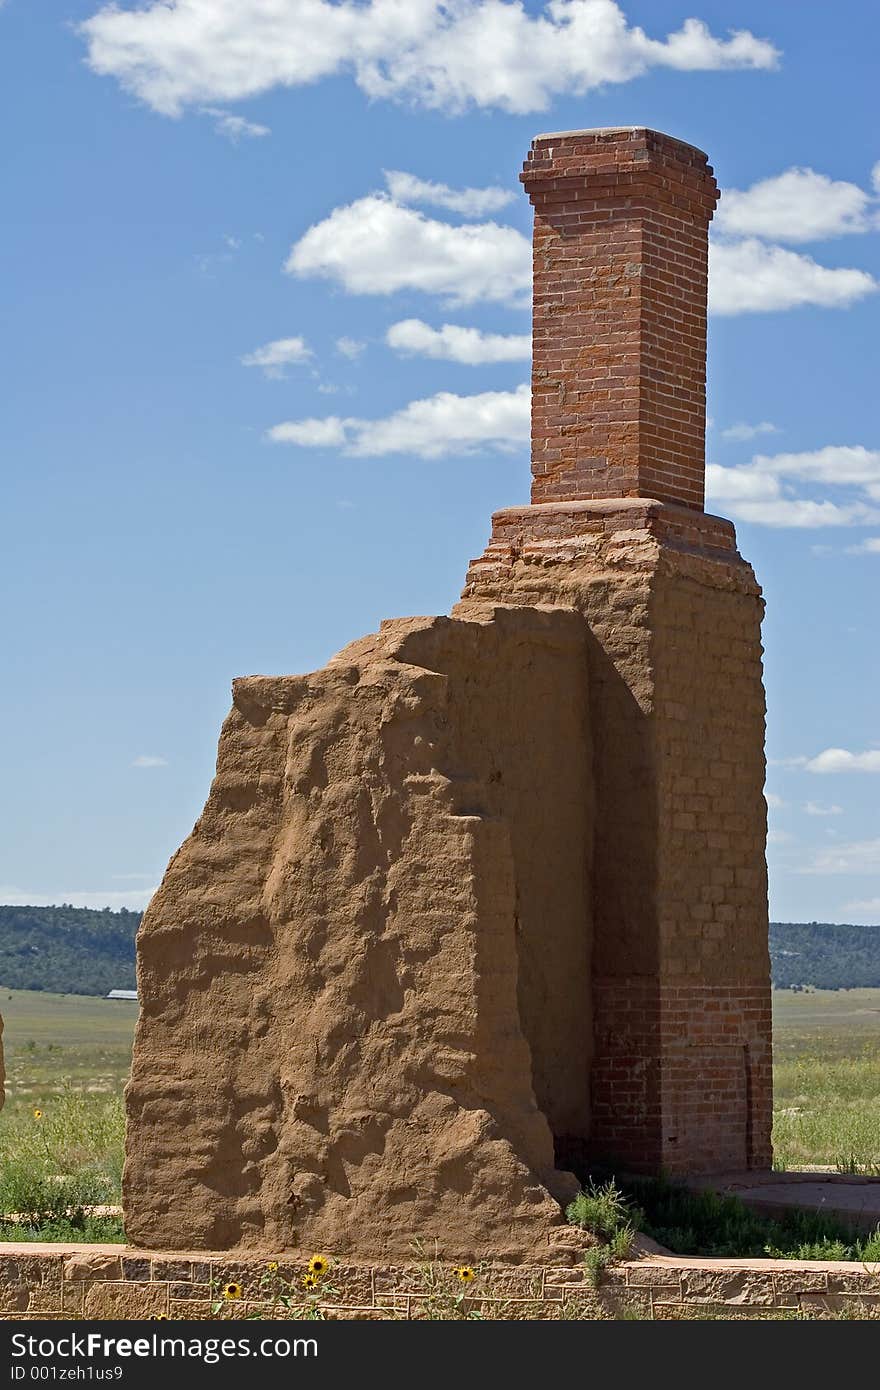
[123,607,592,1258]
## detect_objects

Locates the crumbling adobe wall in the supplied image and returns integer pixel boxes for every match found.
[124,606,591,1258]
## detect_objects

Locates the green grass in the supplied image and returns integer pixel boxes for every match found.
[565,1174,880,1263]
[772,988,880,1171]
[0,986,134,1241]
[566,1181,637,1286]
[625,1176,880,1262]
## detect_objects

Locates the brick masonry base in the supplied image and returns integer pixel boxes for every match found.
[590,981,773,1175]
[1,1246,878,1320]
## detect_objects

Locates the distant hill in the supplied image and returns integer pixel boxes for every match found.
[0,906,878,997]
[769,922,880,991]
[0,905,139,996]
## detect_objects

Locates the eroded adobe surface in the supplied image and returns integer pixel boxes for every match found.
[124,608,591,1258]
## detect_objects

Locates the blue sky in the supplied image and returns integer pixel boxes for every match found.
[1,1,877,925]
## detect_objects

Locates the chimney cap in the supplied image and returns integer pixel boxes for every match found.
[529,126,709,161]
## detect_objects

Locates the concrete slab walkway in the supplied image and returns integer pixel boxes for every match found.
[687,1170,880,1234]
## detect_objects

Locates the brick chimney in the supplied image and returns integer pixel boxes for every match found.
[522,127,719,511]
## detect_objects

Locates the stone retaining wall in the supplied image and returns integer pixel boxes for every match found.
[1,1246,878,1320]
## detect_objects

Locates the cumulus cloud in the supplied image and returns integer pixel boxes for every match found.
[720,421,779,443]
[386,318,531,364]
[804,749,880,774]
[709,238,878,315]
[715,167,877,243]
[241,336,312,377]
[846,536,880,555]
[764,447,880,500]
[384,170,514,217]
[765,792,786,809]
[80,1,779,118]
[706,445,880,528]
[286,195,530,306]
[804,801,843,816]
[201,106,270,141]
[291,195,877,317]
[131,754,168,768]
[268,383,529,458]
[270,417,350,449]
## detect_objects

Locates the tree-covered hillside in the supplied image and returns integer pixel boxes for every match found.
[770,922,880,990]
[0,907,878,997]
[0,905,139,995]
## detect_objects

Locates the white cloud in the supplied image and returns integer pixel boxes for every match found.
[752,445,880,493]
[716,167,876,243]
[765,791,786,809]
[201,106,269,141]
[293,170,875,328]
[767,829,795,845]
[720,421,779,443]
[269,417,350,449]
[286,195,530,306]
[336,337,366,360]
[131,754,168,768]
[709,238,878,315]
[706,445,880,529]
[0,885,156,911]
[804,749,880,775]
[873,162,880,195]
[804,801,843,816]
[387,318,531,364]
[846,537,880,555]
[802,839,880,875]
[80,1,778,118]
[241,336,312,377]
[268,383,529,458]
[384,170,513,217]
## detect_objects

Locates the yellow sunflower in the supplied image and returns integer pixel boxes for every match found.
[222,1282,243,1300]
[301,1273,319,1290]
[149,1313,169,1320]
[307,1254,330,1278]
[266,1261,279,1273]
[32,1108,43,1121]
[454,1266,475,1284]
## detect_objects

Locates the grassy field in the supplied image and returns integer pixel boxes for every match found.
[0,984,136,1105]
[0,986,135,1240]
[772,987,880,1171]
[0,984,877,1237]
